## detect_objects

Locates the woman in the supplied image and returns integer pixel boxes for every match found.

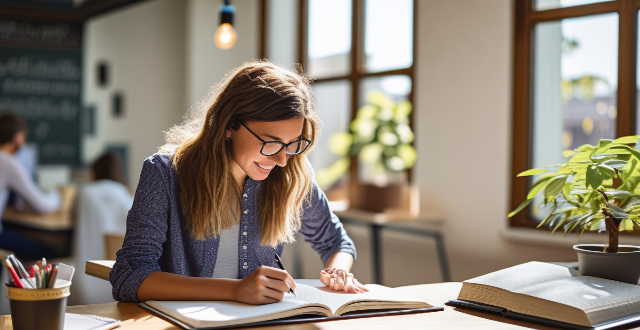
[110,60,367,304]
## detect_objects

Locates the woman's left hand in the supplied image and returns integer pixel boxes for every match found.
[320,268,368,293]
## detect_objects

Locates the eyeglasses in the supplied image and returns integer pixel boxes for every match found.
[237,120,312,156]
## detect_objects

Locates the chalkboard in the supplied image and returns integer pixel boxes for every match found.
[0,19,82,165]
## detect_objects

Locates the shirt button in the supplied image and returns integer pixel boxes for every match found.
[243,194,248,198]
[243,232,247,236]
[244,210,248,214]
[243,245,247,250]
[244,262,247,265]
[243,266,248,269]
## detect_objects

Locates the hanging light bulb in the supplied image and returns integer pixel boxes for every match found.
[214,0,237,50]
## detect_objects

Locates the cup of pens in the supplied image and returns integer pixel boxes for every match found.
[5,255,73,330]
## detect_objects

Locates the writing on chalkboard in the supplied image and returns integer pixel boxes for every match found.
[0,19,82,165]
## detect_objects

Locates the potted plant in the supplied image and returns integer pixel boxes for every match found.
[509,136,640,284]
[316,90,417,212]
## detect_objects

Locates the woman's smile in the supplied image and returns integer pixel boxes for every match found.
[255,161,274,173]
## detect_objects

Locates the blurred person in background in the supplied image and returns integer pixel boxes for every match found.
[70,152,133,304]
[0,113,60,271]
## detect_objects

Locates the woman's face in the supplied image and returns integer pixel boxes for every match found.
[227,117,305,182]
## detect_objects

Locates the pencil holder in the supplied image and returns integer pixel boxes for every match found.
[5,282,71,330]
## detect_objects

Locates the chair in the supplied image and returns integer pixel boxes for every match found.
[103,233,124,260]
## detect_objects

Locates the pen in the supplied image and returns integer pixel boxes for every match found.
[274,253,296,298]
[47,265,59,288]
[8,255,34,289]
[5,259,25,289]
[34,265,41,289]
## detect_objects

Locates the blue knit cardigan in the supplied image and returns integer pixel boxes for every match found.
[109,154,356,302]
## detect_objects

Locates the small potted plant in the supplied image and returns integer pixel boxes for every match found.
[316,90,417,212]
[509,136,640,284]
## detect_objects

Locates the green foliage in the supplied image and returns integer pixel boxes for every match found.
[509,136,640,238]
[316,91,417,189]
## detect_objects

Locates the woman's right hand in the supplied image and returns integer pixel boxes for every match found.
[232,266,297,305]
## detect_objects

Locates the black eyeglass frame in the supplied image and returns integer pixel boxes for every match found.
[237,120,312,156]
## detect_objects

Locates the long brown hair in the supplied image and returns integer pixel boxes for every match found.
[162,60,319,246]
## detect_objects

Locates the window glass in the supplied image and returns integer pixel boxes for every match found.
[311,80,352,194]
[363,0,413,73]
[307,0,352,79]
[530,13,618,221]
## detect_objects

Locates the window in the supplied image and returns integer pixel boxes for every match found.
[260,0,416,200]
[511,0,637,229]
[303,0,416,199]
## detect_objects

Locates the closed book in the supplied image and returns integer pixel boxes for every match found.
[85,260,114,281]
[447,261,640,330]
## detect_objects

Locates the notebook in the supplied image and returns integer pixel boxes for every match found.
[64,313,120,330]
[140,279,441,330]
[446,261,640,330]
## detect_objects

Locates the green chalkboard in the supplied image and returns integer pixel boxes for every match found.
[0,19,82,165]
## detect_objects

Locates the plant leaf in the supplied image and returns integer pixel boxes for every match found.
[596,164,616,179]
[517,168,550,177]
[603,159,627,170]
[569,151,591,163]
[619,158,640,192]
[607,202,628,219]
[613,135,640,144]
[620,218,634,231]
[545,175,568,198]
[610,145,640,161]
[552,206,579,215]
[604,190,631,200]
[527,175,554,199]
[586,165,603,189]
[591,153,616,160]
[508,198,533,217]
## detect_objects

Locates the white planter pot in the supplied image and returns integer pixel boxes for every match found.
[573,244,640,284]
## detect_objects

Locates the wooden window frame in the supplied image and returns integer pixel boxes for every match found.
[510,0,639,230]
[259,0,417,199]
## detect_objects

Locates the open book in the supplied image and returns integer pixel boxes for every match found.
[447,261,640,330]
[140,279,440,330]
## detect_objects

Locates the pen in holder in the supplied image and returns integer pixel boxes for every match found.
[4,255,74,330]
[5,281,71,330]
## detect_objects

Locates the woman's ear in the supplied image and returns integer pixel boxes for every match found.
[226,128,232,141]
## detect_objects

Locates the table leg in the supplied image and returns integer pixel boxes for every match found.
[370,224,382,284]
[434,233,451,282]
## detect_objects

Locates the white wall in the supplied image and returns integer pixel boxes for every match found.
[83,0,186,189]
[186,0,259,107]
[414,0,578,281]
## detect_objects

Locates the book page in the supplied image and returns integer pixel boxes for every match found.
[145,294,327,328]
[294,283,432,315]
[64,313,120,330]
[514,276,640,311]
[465,261,581,292]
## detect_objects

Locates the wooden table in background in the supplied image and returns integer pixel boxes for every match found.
[333,208,450,284]
[4,282,633,330]
[1,207,74,258]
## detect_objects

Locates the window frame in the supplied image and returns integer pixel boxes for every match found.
[510,0,639,230]
[260,0,418,198]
